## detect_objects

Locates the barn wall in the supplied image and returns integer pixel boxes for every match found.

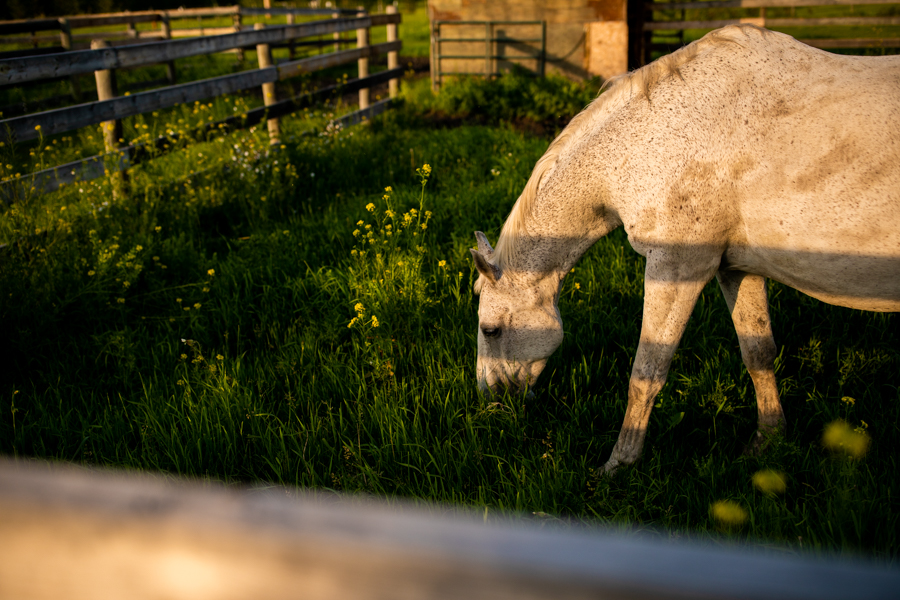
[428,0,628,81]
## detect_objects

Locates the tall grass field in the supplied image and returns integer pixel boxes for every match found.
[1,4,898,561]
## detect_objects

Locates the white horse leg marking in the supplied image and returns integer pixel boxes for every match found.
[716,270,784,450]
[604,260,713,473]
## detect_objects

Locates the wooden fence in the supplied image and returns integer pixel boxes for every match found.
[2,457,900,599]
[0,5,362,55]
[638,0,900,65]
[0,8,402,203]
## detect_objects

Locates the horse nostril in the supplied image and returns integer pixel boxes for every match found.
[482,327,501,338]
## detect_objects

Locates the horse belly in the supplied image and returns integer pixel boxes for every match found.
[732,194,900,313]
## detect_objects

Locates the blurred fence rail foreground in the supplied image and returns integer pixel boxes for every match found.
[1,458,899,600]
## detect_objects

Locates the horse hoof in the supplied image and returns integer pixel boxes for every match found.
[601,459,620,476]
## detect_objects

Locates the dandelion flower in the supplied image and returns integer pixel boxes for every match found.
[710,500,748,526]
[823,420,870,459]
[752,469,787,496]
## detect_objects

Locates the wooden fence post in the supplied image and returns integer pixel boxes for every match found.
[58,18,83,102]
[254,23,281,145]
[160,14,177,84]
[332,12,341,54]
[233,11,244,62]
[356,8,369,110]
[386,5,399,99]
[287,12,296,60]
[91,39,127,198]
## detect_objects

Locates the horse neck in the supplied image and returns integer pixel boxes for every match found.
[504,176,621,282]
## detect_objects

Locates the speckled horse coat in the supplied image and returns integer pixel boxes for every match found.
[469,25,900,473]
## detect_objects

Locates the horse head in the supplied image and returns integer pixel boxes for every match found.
[470,231,564,398]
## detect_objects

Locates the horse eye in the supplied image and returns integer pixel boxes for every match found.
[482,327,501,338]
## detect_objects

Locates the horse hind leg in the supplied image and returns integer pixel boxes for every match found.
[716,270,785,452]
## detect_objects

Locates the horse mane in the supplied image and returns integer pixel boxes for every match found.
[490,25,756,270]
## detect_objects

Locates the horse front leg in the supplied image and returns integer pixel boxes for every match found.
[603,271,711,474]
[716,270,784,452]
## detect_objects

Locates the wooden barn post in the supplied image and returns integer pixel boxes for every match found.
[254,23,281,145]
[386,5,399,99]
[356,8,370,110]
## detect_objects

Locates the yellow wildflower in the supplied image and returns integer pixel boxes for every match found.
[366,203,376,212]
[823,420,870,459]
[207,269,215,276]
[710,500,748,526]
[371,316,379,328]
[752,469,787,496]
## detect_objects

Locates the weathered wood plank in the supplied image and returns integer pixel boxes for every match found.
[333,97,392,128]
[67,13,163,28]
[241,7,361,16]
[645,15,900,29]
[277,41,402,79]
[169,27,239,38]
[0,14,402,86]
[0,67,277,143]
[1,459,900,600]
[646,18,765,29]
[647,0,900,9]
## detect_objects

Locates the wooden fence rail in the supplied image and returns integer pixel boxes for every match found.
[640,0,900,65]
[2,457,900,600]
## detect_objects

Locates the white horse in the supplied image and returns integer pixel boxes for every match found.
[470,25,900,473]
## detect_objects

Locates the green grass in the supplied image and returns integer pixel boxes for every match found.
[1,70,898,561]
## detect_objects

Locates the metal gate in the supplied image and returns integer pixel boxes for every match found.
[430,20,546,91]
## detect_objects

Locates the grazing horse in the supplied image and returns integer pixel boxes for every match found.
[470,25,900,473]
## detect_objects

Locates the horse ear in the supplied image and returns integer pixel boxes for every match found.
[470,248,501,284]
[474,231,494,256]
